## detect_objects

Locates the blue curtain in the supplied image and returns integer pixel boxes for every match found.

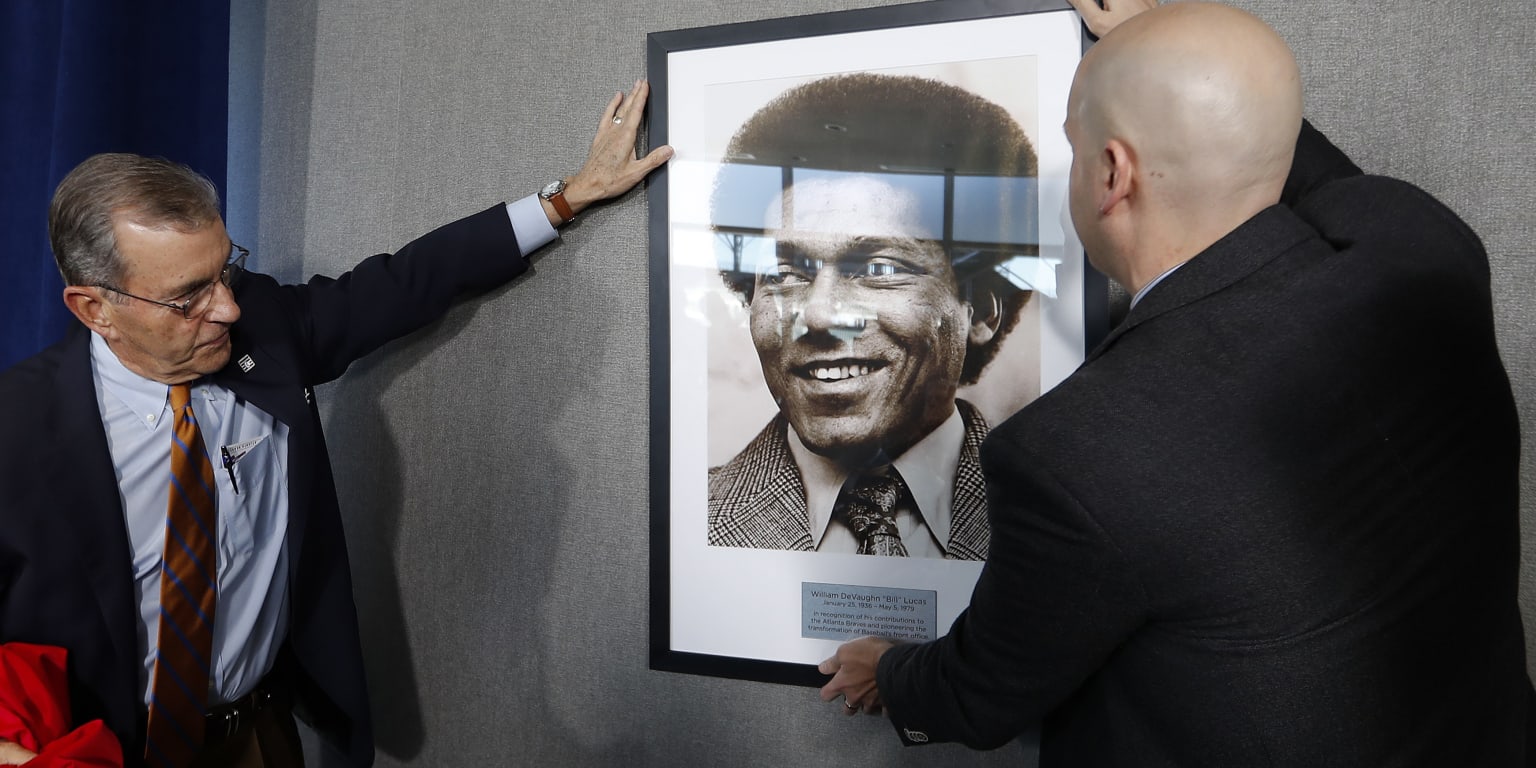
[0,1,230,372]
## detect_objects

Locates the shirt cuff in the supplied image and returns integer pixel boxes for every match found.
[505,195,558,257]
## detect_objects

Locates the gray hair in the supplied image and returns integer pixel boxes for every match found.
[48,153,222,287]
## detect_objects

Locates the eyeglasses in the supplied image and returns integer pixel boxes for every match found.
[98,244,248,320]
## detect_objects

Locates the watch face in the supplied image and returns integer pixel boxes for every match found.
[541,180,565,198]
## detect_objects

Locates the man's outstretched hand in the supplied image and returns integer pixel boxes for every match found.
[558,79,673,221]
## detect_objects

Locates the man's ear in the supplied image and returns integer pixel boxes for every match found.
[1098,138,1135,215]
[967,290,1003,346]
[63,286,116,338]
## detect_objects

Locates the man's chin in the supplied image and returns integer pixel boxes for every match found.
[794,428,901,469]
[789,407,953,468]
[198,344,233,374]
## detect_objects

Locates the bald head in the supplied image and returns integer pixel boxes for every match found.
[1066,2,1302,291]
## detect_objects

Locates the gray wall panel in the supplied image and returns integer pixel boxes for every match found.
[244,1,1536,765]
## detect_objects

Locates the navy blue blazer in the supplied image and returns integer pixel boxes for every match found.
[0,204,527,766]
[877,124,1533,764]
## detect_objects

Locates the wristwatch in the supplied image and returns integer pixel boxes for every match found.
[539,179,575,225]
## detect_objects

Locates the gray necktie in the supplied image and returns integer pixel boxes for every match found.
[835,466,909,557]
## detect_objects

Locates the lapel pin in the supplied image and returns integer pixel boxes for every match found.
[237,354,256,373]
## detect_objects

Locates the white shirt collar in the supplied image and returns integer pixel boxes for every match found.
[787,406,963,552]
[89,331,223,432]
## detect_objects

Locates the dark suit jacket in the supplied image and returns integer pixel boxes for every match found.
[878,123,1533,765]
[707,400,990,560]
[0,204,528,767]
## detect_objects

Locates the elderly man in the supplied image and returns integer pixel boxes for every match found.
[707,73,1040,560]
[0,84,669,767]
[819,2,1533,764]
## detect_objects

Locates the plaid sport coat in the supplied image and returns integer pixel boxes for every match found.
[706,400,990,560]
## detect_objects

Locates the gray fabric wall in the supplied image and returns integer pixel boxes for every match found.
[240,1,1536,766]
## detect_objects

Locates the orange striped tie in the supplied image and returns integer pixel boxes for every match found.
[144,384,218,768]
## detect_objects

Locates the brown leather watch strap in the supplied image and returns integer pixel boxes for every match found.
[547,190,575,224]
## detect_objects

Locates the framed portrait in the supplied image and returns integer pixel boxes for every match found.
[647,0,1104,685]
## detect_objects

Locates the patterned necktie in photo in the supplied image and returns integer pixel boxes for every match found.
[144,384,219,768]
[834,466,910,557]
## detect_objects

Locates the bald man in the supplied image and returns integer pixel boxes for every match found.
[818,2,1533,765]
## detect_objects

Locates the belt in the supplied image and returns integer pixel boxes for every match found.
[204,685,278,745]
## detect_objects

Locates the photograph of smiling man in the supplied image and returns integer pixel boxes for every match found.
[705,72,1044,561]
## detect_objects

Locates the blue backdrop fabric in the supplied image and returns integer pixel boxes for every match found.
[1,0,230,372]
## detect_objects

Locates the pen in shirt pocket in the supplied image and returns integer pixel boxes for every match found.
[219,435,268,496]
[220,445,240,495]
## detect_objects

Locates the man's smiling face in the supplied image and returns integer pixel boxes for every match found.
[749,175,973,467]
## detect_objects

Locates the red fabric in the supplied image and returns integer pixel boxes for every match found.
[0,643,121,767]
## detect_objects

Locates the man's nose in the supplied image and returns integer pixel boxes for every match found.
[794,269,869,341]
[204,281,242,324]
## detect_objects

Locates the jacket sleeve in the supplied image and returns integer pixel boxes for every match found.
[263,204,531,386]
[1280,119,1363,206]
[875,433,1147,749]
[1284,122,1488,287]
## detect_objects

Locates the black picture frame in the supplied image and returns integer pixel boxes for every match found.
[648,0,1104,686]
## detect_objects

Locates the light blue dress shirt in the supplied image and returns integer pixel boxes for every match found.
[91,198,554,706]
[92,332,291,707]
